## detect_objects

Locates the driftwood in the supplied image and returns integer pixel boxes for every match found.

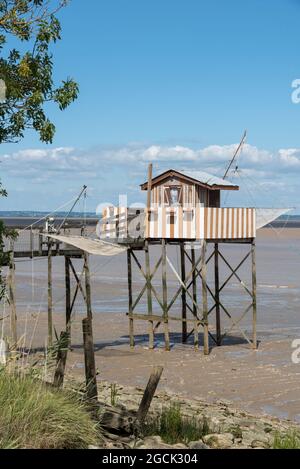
[98,366,164,438]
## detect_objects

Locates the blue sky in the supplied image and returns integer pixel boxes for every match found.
[2,0,300,212]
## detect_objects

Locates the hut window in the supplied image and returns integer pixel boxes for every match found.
[164,186,182,206]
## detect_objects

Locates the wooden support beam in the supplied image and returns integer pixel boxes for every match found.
[136,366,163,424]
[65,256,71,341]
[127,248,134,348]
[214,243,221,346]
[145,241,154,349]
[53,331,69,388]
[180,242,187,343]
[8,241,17,345]
[191,246,198,350]
[251,240,257,349]
[201,241,209,355]
[47,241,53,347]
[82,317,98,401]
[161,240,170,351]
[83,252,92,321]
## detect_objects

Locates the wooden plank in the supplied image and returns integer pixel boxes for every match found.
[82,317,98,401]
[136,366,163,424]
[84,252,93,321]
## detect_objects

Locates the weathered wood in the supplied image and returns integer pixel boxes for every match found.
[83,252,93,320]
[47,241,53,347]
[201,240,209,355]
[136,366,163,424]
[8,241,17,345]
[53,331,69,388]
[145,241,154,349]
[180,242,187,343]
[82,317,98,401]
[214,243,221,346]
[251,240,257,349]
[161,240,170,351]
[65,256,71,340]
[127,248,134,348]
[191,246,198,349]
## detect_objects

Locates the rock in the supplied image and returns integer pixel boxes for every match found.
[251,440,270,449]
[136,436,188,449]
[188,440,210,449]
[203,433,234,449]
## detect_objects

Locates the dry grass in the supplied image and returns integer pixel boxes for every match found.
[0,370,100,449]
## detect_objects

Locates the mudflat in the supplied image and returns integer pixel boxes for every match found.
[2,227,300,422]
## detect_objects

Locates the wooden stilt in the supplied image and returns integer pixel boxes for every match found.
[83,252,92,320]
[214,243,221,346]
[180,242,187,343]
[127,248,134,348]
[251,240,257,349]
[202,240,209,355]
[82,317,98,401]
[47,241,53,347]
[191,246,198,349]
[161,240,170,351]
[8,241,17,345]
[145,241,154,349]
[65,256,71,341]
[53,331,68,388]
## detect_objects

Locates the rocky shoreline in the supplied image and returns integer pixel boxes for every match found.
[95,381,300,449]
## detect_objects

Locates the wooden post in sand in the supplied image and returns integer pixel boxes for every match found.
[53,331,68,388]
[214,243,221,346]
[65,256,71,341]
[180,242,187,343]
[202,240,209,355]
[161,239,170,351]
[8,240,17,345]
[136,366,163,424]
[82,317,98,401]
[145,240,154,349]
[47,240,53,347]
[251,240,257,350]
[127,248,134,348]
[191,245,198,350]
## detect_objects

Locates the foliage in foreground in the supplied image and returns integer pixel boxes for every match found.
[143,403,211,445]
[0,371,99,449]
[273,430,300,449]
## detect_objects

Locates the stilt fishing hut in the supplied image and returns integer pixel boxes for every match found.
[100,165,288,355]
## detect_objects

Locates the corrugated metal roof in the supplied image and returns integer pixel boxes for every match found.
[179,170,237,187]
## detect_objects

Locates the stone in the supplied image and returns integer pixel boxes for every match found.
[203,433,234,449]
[188,440,210,449]
[136,436,188,449]
[251,440,270,449]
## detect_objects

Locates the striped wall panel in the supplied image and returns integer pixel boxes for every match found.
[100,207,128,239]
[146,207,256,240]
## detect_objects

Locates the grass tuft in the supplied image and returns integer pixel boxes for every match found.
[143,402,211,445]
[273,430,300,449]
[0,371,100,449]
